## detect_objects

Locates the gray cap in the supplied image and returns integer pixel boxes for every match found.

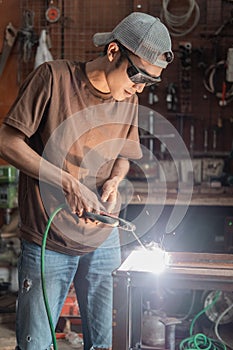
[93,12,174,68]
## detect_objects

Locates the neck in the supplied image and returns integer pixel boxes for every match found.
[85,57,111,93]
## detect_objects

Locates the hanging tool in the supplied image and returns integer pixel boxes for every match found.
[178,42,192,113]
[0,22,18,77]
[204,128,208,153]
[17,9,38,83]
[189,123,195,157]
[18,10,38,63]
[166,83,178,111]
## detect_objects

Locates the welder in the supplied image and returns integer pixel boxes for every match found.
[0,12,173,350]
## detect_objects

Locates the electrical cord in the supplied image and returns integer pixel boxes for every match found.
[41,203,67,350]
[203,61,233,106]
[214,298,233,349]
[179,291,227,350]
[160,0,200,37]
[179,290,197,322]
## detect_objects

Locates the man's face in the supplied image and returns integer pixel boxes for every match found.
[106,46,163,101]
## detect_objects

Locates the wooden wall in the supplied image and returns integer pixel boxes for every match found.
[0,0,233,163]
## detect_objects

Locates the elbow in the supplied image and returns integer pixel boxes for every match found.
[0,124,19,162]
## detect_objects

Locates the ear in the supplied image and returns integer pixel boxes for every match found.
[107,42,120,62]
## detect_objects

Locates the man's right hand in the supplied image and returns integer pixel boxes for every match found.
[63,173,104,217]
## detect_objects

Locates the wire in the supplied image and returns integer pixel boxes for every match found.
[203,61,233,105]
[161,0,200,37]
[214,298,233,349]
[41,203,67,350]
[179,291,227,350]
[179,290,197,322]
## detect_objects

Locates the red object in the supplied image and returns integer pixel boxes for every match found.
[222,81,226,104]
[45,6,61,23]
[60,295,80,317]
[56,333,66,339]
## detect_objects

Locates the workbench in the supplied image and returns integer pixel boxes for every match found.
[112,251,233,350]
[120,181,233,207]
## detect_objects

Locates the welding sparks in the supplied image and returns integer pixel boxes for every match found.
[123,250,167,274]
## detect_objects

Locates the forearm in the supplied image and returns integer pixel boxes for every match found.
[109,157,130,183]
[0,124,102,214]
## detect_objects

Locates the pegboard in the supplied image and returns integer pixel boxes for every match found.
[137,0,233,156]
[18,0,134,80]
[17,0,233,156]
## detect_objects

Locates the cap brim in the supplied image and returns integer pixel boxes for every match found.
[93,32,112,47]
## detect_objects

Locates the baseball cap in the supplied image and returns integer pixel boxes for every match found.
[93,12,174,68]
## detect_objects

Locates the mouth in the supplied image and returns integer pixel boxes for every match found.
[124,89,133,97]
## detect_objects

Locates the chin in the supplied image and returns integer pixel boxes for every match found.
[111,90,127,101]
[113,94,128,101]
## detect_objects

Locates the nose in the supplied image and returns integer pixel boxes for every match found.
[134,83,146,93]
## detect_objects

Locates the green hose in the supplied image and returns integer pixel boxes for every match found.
[41,203,67,350]
[179,291,227,350]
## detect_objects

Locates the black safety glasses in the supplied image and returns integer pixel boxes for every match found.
[121,47,162,86]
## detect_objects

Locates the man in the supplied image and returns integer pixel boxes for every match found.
[0,12,173,350]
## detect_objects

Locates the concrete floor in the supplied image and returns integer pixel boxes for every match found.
[0,292,83,350]
[0,320,83,350]
[1,316,233,350]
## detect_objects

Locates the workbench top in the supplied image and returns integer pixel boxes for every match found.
[119,181,233,206]
[115,250,233,290]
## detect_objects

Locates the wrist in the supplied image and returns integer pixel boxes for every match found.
[62,171,78,194]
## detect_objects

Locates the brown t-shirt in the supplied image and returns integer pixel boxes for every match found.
[4,60,142,255]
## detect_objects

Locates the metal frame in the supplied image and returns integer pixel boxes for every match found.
[112,252,233,350]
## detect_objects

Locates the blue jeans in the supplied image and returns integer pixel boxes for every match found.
[16,228,121,350]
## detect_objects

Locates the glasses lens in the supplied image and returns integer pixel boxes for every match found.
[123,47,162,86]
[127,68,161,86]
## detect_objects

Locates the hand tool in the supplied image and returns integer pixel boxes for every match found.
[84,211,136,232]
[0,22,18,76]
[84,211,147,250]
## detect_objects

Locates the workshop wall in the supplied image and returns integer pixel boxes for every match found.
[0,0,233,161]
[0,0,20,165]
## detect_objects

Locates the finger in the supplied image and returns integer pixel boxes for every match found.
[101,188,112,202]
[106,202,116,214]
[76,208,84,217]
[66,194,77,214]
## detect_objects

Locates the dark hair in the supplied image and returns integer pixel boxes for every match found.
[103,41,173,66]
